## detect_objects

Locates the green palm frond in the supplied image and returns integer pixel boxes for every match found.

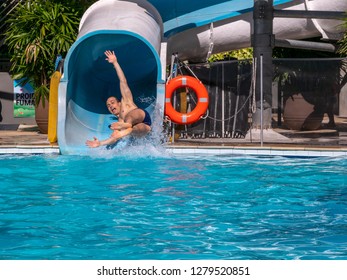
[4,0,81,106]
[337,14,347,56]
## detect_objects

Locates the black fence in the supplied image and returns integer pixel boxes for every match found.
[273,58,346,130]
[168,60,253,139]
[167,57,347,146]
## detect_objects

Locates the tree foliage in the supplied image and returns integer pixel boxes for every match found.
[5,0,82,106]
[337,15,347,56]
[208,48,253,62]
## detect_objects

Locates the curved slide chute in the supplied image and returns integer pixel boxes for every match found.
[58,0,165,154]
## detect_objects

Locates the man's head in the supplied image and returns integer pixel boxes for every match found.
[106,96,121,116]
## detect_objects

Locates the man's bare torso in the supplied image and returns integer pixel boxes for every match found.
[119,101,138,120]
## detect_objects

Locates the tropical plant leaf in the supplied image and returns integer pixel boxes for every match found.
[4,0,82,107]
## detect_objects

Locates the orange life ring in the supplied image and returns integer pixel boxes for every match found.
[165,76,209,125]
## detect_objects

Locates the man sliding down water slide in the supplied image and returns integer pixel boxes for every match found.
[86,50,152,148]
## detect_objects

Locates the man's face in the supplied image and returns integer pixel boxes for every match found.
[106,97,120,116]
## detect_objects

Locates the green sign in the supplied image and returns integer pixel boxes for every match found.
[13,79,35,118]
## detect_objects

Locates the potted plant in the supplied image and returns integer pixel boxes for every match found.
[274,58,343,130]
[4,0,81,133]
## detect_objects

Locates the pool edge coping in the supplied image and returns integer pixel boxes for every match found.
[0,145,346,157]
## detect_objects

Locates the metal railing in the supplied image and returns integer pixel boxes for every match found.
[167,57,347,147]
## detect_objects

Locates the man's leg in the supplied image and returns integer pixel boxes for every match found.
[110,109,145,130]
[124,108,146,126]
[132,123,151,136]
[111,109,150,137]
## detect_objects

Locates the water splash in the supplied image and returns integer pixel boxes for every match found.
[89,103,170,159]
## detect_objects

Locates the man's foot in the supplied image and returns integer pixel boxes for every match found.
[111,127,133,139]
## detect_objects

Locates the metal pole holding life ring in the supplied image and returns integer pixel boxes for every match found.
[165,75,209,125]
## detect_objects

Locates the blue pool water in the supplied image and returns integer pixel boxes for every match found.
[0,150,346,260]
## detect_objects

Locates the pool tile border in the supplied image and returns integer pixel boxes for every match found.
[0,145,346,157]
[166,146,347,157]
[0,146,60,155]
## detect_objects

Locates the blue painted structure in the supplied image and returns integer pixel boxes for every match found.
[148,0,292,37]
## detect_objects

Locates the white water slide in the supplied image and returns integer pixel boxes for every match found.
[57,0,347,154]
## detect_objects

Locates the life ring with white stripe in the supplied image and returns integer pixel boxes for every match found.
[165,75,209,125]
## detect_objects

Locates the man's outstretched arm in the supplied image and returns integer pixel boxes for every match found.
[86,128,133,148]
[105,50,134,103]
[85,136,118,148]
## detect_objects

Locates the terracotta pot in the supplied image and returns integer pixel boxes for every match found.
[35,100,49,134]
[283,93,323,131]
